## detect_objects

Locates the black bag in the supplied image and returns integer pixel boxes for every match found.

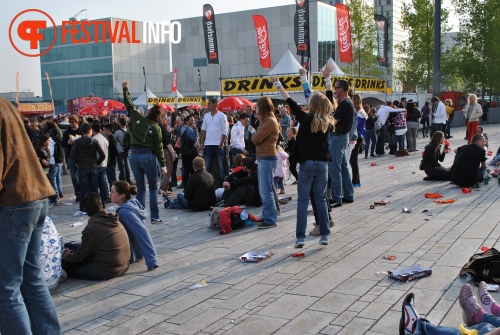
[460,248,500,284]
[419,159,424,171]
[230,212,245,230]
[181,130,198,156]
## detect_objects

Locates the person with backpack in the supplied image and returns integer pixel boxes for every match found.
[114,117,132,184]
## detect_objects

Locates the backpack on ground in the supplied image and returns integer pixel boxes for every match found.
[460,248,500,284]
[208,207,223,230]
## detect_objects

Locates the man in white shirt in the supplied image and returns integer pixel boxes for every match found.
[230,113,249,163]
[91,121,110,205]
[375,103,406,156]
[431,96,447,136]
[200,98,228,185]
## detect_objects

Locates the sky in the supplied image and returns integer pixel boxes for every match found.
[1,0,458,96]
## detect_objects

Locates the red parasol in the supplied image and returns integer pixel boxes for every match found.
[217,97,254,112]
[186,104,202,110]
[159,104,175,112]
[78,99,125,116]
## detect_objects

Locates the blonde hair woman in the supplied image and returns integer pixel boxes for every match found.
[463,94,483,144]
[270,64,334,248]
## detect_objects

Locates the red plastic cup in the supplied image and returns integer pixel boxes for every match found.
[481,246,491,252]
[462,188,472,194]
[370,162,377,166]
[445,140,450,147]
[388,166,394,170]
[488,151,493,156]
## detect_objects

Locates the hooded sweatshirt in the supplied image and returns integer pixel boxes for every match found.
[64,210,130,279]
[117,198,158,270]
[70,135,106,170]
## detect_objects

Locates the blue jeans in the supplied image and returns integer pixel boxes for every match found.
[78,168,98,212]
[415,313,500,334]
[388,132,397,146]
[296,160,330,241]
[116,152,131,183]
[328,134,354,203]
[0,199,61,335]
[49,164,63,195]
[273,177,285,192]
[396,134,405,150]
[258,158,278,225]
[177,192,188,208]
[364,129,377,157]
[67,157,80,197]
[106,164,117,190]
[204,145,225,185]
[129,152,160,220]
[97,167,109,206]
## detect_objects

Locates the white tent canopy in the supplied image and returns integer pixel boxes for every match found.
[133,87,157,106]
[167,91,184,98]
[267,50,303,75]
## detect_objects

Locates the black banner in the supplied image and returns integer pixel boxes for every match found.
[203,4,219,64]
[374,14,388,67]
[294,0,311,71]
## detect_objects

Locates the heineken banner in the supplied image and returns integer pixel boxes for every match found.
[222,75,387,95]
[202,4,219,64]
[374,14,389,67]
[294,0,311,70]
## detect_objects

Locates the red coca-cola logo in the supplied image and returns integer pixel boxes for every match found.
[205,10,212,21]
[338,17,351,52]
[298,43,307,51]
[256,26,269,59]
[296,0,305,8]
[209,52,217,59]
[377,21,385,29]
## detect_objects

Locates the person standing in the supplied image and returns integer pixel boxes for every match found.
[420,101,431,137]
[180,115,199,191]
[431,96,447,136]
[103,124,119,192]
[406,99,420,151]
[444,99,455,139]
[230,113,249,162]
[251,96,280,229]
[364,107,377,158]
[122,81,166,223]
[158,114,176,202]
[114,117,132,184]
[62,115,82,201]
[271,70,333,246]
[0,97,61,334]
[279,107,291,144]
[199,98,228,186]
[463,94,483,144]
[328,79,355,207]
[92,121,110,206]
[350,94,366,186]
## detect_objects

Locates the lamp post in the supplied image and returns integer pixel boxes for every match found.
[432,0,441,97]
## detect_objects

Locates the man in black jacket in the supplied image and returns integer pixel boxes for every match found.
[220,157,261,207]
[61,115,82,200]
[70,123,106,214]
[103,124,119,192]
[175,156,216,211]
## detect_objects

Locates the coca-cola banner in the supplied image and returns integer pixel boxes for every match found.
[202,4,219,64]
[172,68,177,92]
[252,15,271,68]
[294,0,311,70]
[374,14,388,67]
[336,4,353,63]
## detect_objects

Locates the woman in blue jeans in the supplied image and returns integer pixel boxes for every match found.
[401,282,500,335]
[270,64,334,247]
[123,81,167,223]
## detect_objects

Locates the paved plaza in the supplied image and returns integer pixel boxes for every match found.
[49,124,500,334]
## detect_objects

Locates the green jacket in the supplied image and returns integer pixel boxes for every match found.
[123,87,165,167]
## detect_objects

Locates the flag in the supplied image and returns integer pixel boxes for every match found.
[336,4,353,63]
[143,66,146,92]
[172,68,177,92]
[294,0,311,70]
[252,15,272,68]
[198,68,202,91]
[374,14,389,67]
[202,4,219,64]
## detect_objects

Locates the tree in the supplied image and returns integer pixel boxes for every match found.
[452,0,500,100]
[394,0,451,92]
[341,0,382,77]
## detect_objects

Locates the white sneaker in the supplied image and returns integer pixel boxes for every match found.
[73,210,86,217]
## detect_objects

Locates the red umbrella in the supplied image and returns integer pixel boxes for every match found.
[79,108,109,116]
[186,104,202,110]
[159,104,175,112]
[217,97,254,112]
[78,99,125,115]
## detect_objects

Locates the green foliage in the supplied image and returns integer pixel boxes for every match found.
[394,0,450,92]
[343,0,382,77]
[452,0,500,98]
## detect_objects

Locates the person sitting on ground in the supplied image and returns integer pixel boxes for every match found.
[450,134,487,187]
[61,193,130,280]
[110,181,158,271]
[219,157,261,207]
[422,131,451,181]
[171,156,217,211]
[232,153,246,174]
[489,146,500,168]
[400,282,500,335]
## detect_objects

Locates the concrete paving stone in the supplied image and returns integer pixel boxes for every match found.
[319,324,343,335]
[332,278,379,297]
[211,283,275,310]
[309,293,359,314]
[338,317,377,335]
[370,310,401,334]
[331,310,358,326]
[74,317,110,332]
[101,307,135,320]
[347,300,370,312]
[99,312,169,335]
[358,294,379,303]
[220,315,289,335]
[373,288,407,306]
[273,309,337,335]
[171,306,232,334]
[55,288,123,316]
[256,293,318,319]
[436,250,473,267]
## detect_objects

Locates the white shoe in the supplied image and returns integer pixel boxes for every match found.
[73,210,86,217]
